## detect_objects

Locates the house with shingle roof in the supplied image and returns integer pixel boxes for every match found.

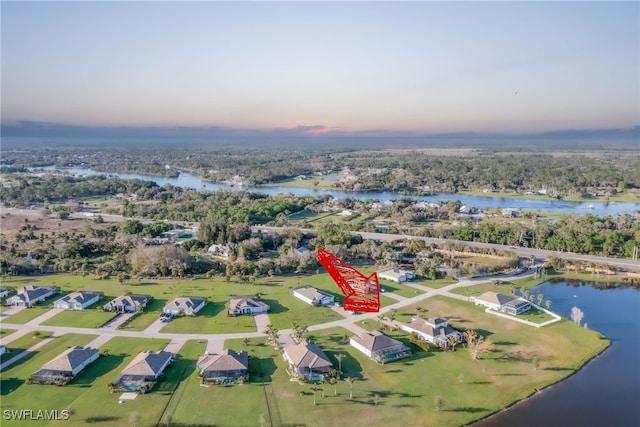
[29,346,99,385]
[113,350,173,392]
[103,294,151,313]
[350,330,411,364]
[54,291,103,310]
[472,292,531,315]
[283,341,333,381]
[401,317,466,349]
[229,295,270,316]
[163,296,207,316]
[0,286,11,299]
[292,286,336,306]
[197,349,249,384]
[6,286,58,307]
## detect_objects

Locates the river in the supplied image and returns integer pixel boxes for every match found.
[35,166,640,216]
[473,279,640,427]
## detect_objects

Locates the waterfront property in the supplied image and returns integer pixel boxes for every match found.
[401,317,466,349]
[471,291,531,315]
[6,286,58,307]
[53,291,103,310]
[350,330,412,364]
[197,349,249,384]
[103,294,151,313]
[282,340,333,381]
[29,346,100,385]
[378,268,415,283]
[228,295,270,316]
[112,350,173,392]
[163,296,207,316]
[291,286,336,306]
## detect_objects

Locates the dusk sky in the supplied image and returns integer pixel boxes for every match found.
[2,1,639,137]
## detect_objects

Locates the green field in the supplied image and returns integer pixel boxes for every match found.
[0,331,53,364]
[1,306,53,324]
[41,306,118,329]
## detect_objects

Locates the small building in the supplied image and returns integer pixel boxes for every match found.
[54,291,103,310]
[0,286,11,299]
[113,350,173,392]
[207,244,231,258]
[29,346,100,385]
[471,292,531,315]
[229,295,270,316]
[350,330,411,364]
[401,317,466,349]
[197,349,249,384]
[0,345,7,355]
[291,286,336,306]
[6,286,58,307]
[162,229,186,239]
[103,294,151,313]
[163,297,207,316]
[377,268,415,283]
[282,341,333,381]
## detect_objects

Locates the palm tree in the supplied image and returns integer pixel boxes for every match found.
[537,294,544,306]
[346,377,356,399]
[319,377,326,398]
[335,353,346,378]
[545,300,552,310]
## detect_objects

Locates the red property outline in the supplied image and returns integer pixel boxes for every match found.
[317,248,380,313]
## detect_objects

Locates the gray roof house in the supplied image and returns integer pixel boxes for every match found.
[283,341,333,380]
[103,294,151,313]
[54,291,103,310]
[30,346,100,385]
[0,345,7,356]
[0,286,11,299]
[229,295,270,316]
[350,330,411,364]
[114,350,173,392]
[163,296,207,316]
[197,349,249,384]
[472,292,531,315]
[6,286,58,307]
[401,317,466,349]
[291,286,336,306]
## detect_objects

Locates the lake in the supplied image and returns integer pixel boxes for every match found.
[35,166,640,216]
[473,279,640,427]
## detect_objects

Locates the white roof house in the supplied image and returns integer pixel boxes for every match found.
[471,292,531,315]
[229,296,270,316]
[401,317,466,349]
[350,330,411,364]
[163,296,207,316]
[103,294,150,313]
[54,291,103,310]
[378,268,415,283]
[6,286,58,307]
[291,286,335,306]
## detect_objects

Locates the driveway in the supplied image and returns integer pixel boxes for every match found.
[253,313,271,334]
[26,308,64,326]
[0,333,59,371]
[143,316,168,333]
[0,306,26,318]
[101,313,135,329]
[0,329,31,346]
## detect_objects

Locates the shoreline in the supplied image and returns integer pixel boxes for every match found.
[465,333,612,426]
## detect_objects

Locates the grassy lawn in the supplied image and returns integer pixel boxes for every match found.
[0,333,98,413]
[1,306,53,324]
[0,331,53,364]
[41,306,118,329]
[411,277,457,290]
[380,282,425,298]
[0,328,16,336]
[160,303,257,334]
[458,255,507,266]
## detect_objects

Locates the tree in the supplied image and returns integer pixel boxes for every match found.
[346,377,356,399]
[536,294,544,306]
[464,330,494,361]
[415,306,426,318]
[335,353,346,378]
[571,306,584,326]
[545,300,552,310]
[435,396,445,411]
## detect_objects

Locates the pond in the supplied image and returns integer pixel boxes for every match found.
[473,278,640,427]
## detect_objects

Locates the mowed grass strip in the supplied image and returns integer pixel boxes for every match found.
[41,306,118,329]
[0,331,53,364]
[1,306,52,325]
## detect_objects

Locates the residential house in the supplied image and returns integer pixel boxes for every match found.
[103,294,151,313]
[114,350,173,392]
[29,346,99,385]
[350,330,411,364]
[207,244,231,258]
[0,286,11,299]
[471,292,531,315]
[229,295,270,316]
[54,291,103,310]
[291,286,336,306]
[163,297,207,316]
[401,317,466,349]
[282,341,333,381]
[197,349,249,384]
[378,268,415,283]
[6,286,58,307]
